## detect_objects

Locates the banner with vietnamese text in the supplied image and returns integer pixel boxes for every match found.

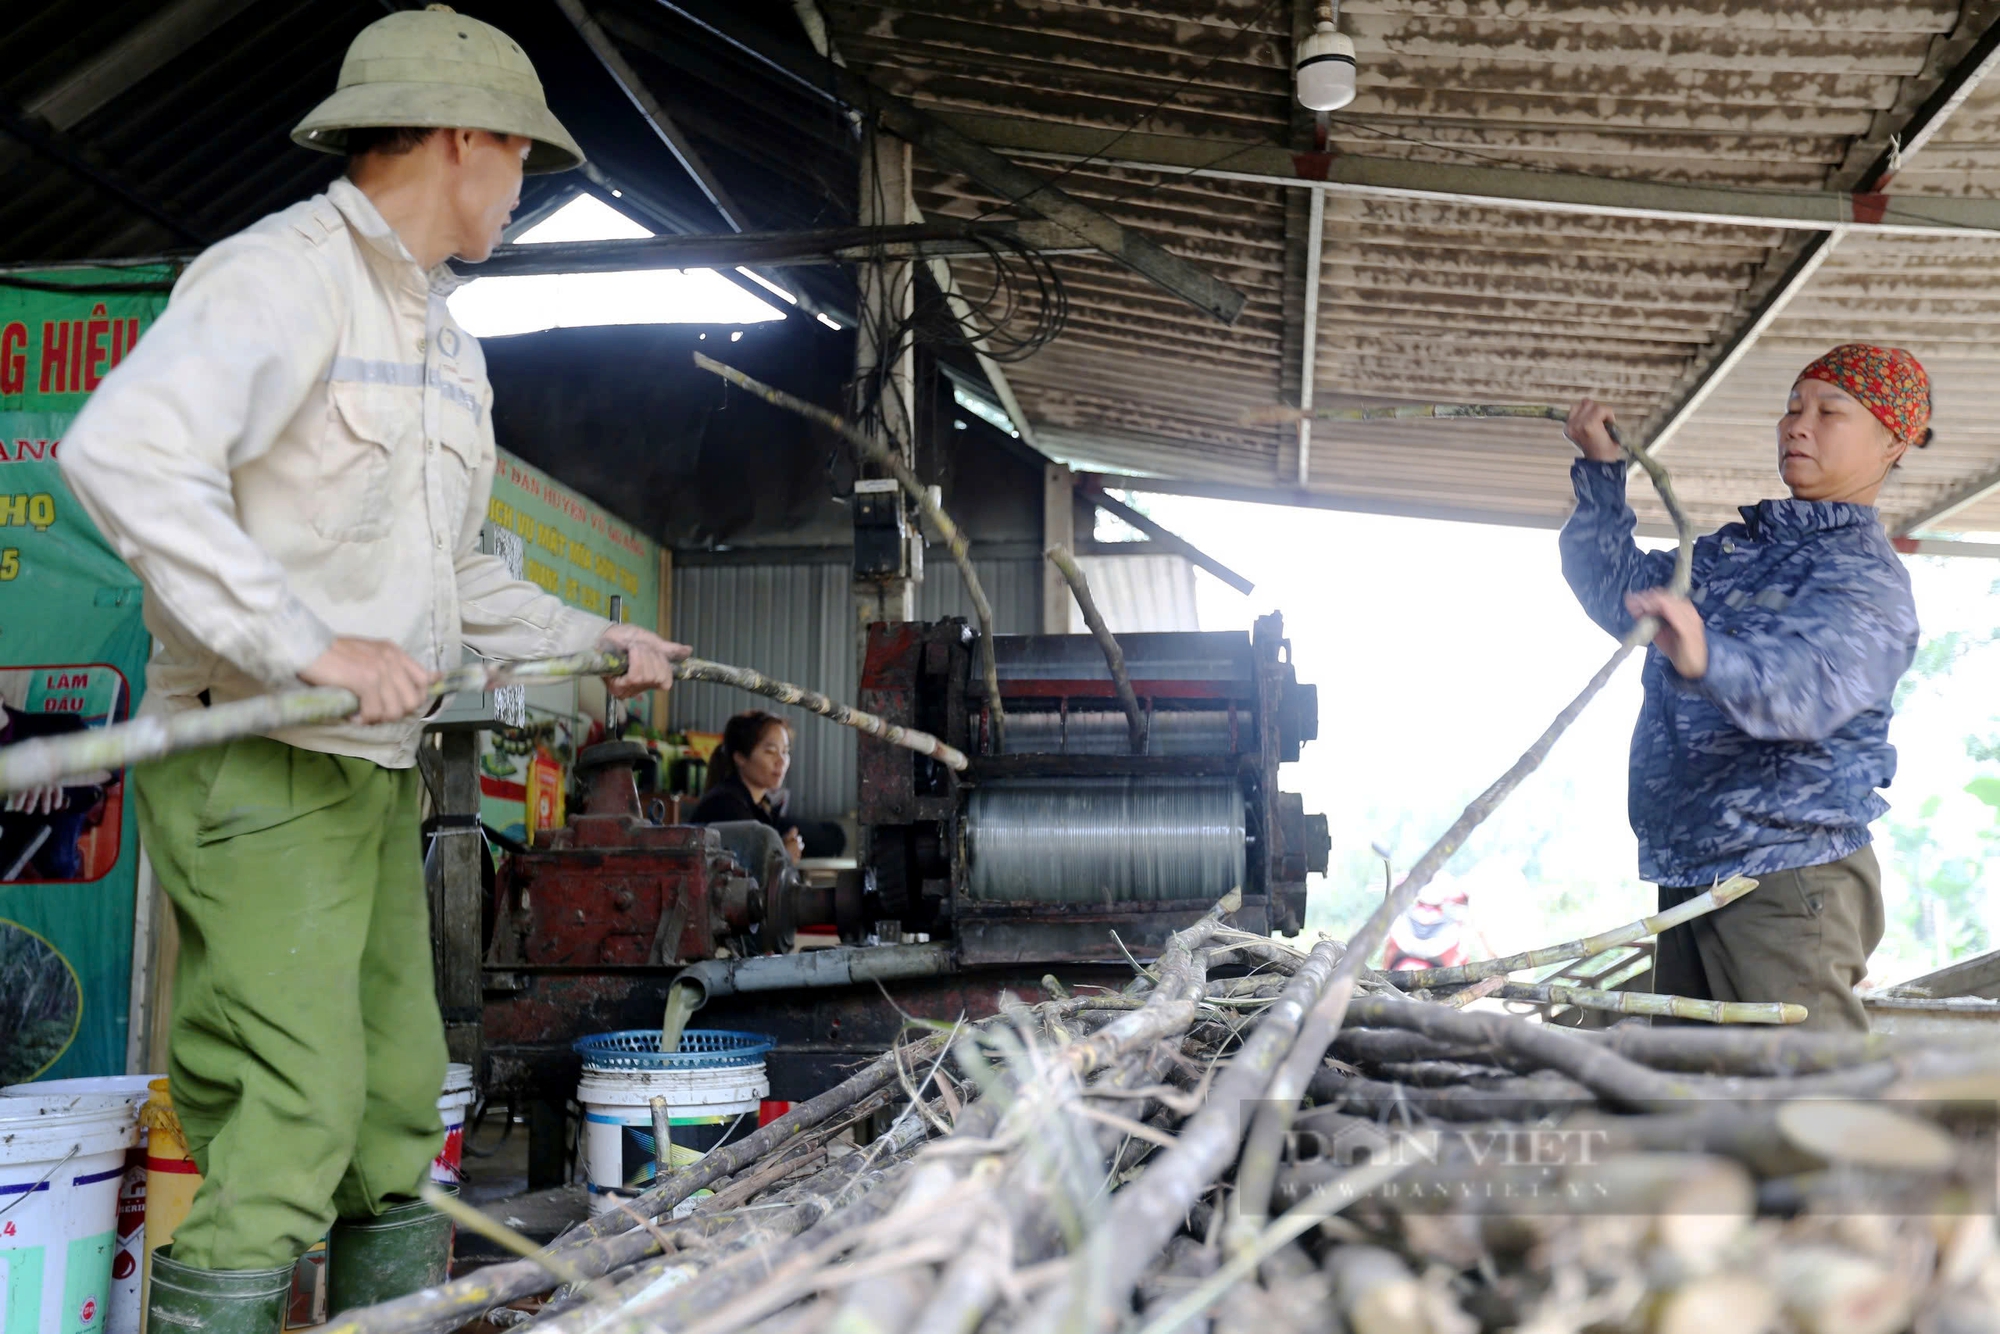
[0,269,172,1083]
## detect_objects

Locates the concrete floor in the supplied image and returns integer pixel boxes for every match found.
[455,1109,591,1269]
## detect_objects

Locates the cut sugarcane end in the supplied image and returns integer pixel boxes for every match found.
[1713,874,1759,905]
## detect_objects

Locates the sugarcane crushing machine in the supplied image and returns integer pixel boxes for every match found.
[858,611,1329,963]
[470,612,1326,1172]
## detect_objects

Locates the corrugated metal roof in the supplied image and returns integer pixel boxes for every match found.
[827,0,2000,538]
[9,0,2000,538]
[1655,46,2000,537]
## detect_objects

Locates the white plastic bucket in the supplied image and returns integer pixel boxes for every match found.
[573,1032,769,1217]
[2,1077,158,1334]
[0,1092,142,1334]
[432,1063,476,1186]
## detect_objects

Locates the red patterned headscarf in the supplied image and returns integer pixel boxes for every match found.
[1795,344,1931,447]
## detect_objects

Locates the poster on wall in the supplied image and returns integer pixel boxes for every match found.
[476,450,662,842]
[0,269,170,1082]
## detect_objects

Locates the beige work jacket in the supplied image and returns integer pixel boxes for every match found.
[61,178,606,768]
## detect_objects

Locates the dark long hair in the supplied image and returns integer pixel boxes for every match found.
[705,711,792,791]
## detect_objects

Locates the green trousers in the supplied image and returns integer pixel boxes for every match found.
[1654,846,1885,1033]
[135,737,447,1270]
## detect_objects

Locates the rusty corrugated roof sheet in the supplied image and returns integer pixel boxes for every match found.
[829,0,2000,538]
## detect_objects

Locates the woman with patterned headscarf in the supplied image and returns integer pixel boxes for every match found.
[1559,345,1929,1033]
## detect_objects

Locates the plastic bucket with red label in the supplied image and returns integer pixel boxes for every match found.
[3,1075,157,1334]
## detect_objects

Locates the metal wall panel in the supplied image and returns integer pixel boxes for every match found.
[672,552,1200,817]
[670,562,858,821]
[1070,555,1200,634]
[672,556,1038,820]
[916,556,1042,633]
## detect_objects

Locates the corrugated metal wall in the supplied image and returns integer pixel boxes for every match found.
[670,562,856,821]
[1069,555,1199,635]
[916,556,1042,632]
[671,556,1041,820]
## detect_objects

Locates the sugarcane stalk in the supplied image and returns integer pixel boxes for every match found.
[1227,419,1694,1232]
[1333,1021,1925,1078]
[1441,974,1506,1008]
[328,1036,947,1334]
[675,657,967,771]
[1309,1068,1595,1123]
[1057,889,1233,1077]
[1386,875,1758,989]
[532,1144,933,1334]
[692,351,1007,750]
[1494,980,1806,1024]
[0,650,632,794]
[1044,543,1147,754]
[1019,939,1344,1334]
[1242,401,1572,428]
[1337,997,1898,1112]
[1591,1026,1926,1076]
[1130,1150,1411,1334]
[0,648,968,792]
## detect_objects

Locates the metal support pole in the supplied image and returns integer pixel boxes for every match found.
[852,129,921,654]
[1295,186,1324,487]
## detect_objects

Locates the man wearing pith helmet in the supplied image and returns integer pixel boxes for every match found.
[59,8,687,1328]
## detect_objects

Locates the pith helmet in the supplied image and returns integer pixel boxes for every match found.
[292,5,584,173]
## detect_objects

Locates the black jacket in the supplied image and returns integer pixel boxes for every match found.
[688,775,793,834]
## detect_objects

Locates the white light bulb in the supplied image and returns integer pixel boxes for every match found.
[1295,22,1356,112]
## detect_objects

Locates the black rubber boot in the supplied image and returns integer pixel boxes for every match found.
[146,1245,292,1334]
[326,1192,455,1315]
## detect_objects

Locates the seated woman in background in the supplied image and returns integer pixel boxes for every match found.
[690,710,803,863]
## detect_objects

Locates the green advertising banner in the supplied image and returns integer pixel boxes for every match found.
[0,269,171,1083]
[476,451,663,839]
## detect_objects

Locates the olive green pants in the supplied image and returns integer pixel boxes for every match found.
[135,737,446,1270]
[1653,846,1885,1033]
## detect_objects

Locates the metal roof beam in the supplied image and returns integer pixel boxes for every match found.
[1838,0,2000,191]
[782,0,1041,450]
[1077,479,1255,594]
[1894,464,2000,539]
[27,0,264,130]
[1073,470,1682,541]
[0,0,264,190]
[556,0,750,234]
[1636,229,1845,455]
[468,222,1092,277]
[0,104,208,245]
[857,93,1249,325]
[1279,0,1327,489]
[927,111,2000,239]
[1893,536,2000,559]
[1636,5,2000,455]
[644,0,1249,325]
[1295,189,1325,488]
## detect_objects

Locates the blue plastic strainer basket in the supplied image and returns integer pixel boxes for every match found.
[573,1029,774,1072]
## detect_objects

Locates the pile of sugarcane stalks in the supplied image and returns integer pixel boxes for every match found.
[332,894,2000,1334]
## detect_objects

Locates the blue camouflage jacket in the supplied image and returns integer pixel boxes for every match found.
[1559,459,1919,888]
